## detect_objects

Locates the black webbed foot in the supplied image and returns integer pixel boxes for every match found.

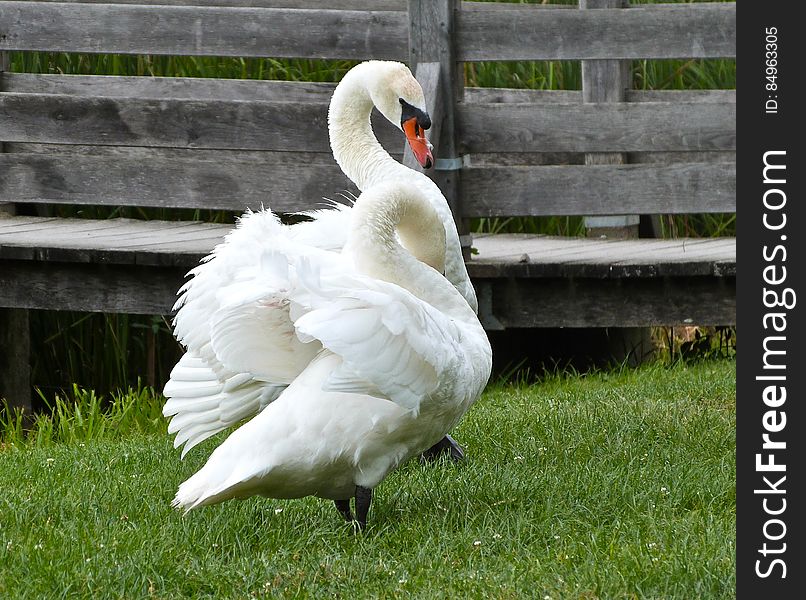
[420,434,465,463]
[334,487,372,531]
[334,499,353,522]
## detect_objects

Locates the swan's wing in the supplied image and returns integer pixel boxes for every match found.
[164,206,346,455]
[293,266,462,413]
[287,199,353,251]
[163,353,284,457]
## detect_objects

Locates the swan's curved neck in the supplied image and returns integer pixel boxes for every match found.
[328,66,406,191]
[345,183,473,321]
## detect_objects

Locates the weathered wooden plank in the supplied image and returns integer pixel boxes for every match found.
[462,163,736,217]
[402,62,442,173]
[2,73,338,102]
[0,93,403,151]
[3,144,356,164]
[472,235,730,266]
[4,73,736,106]
[28,0,403,8]
[465,88,737,105]
[581,0,636,239]
[472,276,736,327]
[0,259,187,314]
[0,217,230,266]
[0,153,358,211]
[1,153,736,219]
[0,2,408,59]
[457,102,736,153]
[0,49,10,218]
[0,307,31,413]
[628,151,736,165]
[456,3,736,61]
[26,0,576,9]
[0,259,736,326]
[408,0,464,241]
[461,163,736,217]
[0,220,214,249]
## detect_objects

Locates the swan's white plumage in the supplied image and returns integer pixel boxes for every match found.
[170,180,491,512]
[163,61,478,456]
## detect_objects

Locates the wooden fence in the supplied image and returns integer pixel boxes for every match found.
[0,0,736,410]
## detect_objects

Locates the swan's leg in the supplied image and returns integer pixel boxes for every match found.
[354,486,372,530]
[334,499,353,522]
[420,434,465,463]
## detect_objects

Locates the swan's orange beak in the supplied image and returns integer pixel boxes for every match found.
[403,117,434,169]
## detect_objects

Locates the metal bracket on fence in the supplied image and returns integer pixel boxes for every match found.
[434,157,463,171]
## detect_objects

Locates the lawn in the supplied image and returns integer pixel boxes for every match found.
[0,360,736,599]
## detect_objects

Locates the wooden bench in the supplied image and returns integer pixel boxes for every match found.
[0,0,736,411]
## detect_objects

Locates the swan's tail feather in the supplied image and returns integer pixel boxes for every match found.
[172,465,263,513]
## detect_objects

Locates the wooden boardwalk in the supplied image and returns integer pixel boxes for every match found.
[0,216,735,275]
[0,216,735,329]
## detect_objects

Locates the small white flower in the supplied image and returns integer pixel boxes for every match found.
[46,458,55,463]
[473,540,482,547]
[274,508,283,514]
[492,533,502,539]
[660,486,669,494]
[514,456,524,461]
[34,543,43,550]
[554,535,560,540]
[398,578,407,584]
[85,558,91,563]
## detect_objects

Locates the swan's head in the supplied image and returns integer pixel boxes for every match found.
[367,62,434,169]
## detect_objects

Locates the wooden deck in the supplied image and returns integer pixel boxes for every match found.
[0,216,736,328]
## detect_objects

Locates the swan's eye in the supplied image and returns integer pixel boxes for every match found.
[399,98,431,131]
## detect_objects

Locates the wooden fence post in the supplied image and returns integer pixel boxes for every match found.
[0,49,11,215]
[407,0,470,257]
[0,50,32,414]
[580,0,638,239]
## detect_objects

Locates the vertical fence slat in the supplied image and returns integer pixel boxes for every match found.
[408,0,470,254]
[0,50,32,415]
[581,0,639,239]
[0,308,32,415]
[0,50,12,216]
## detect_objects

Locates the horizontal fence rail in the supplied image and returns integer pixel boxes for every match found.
[2,73,339,102]
[0,153,354,212]
[0,2,735,60]
[0,92,403,151]
[0,154,735,216]
[0,2,409,59]
[461,163,736,217]
[0,93,735,154]
[459,101,735,153]
[2,73,737,105]
[456,3,736,60]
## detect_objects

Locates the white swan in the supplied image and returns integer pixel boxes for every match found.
[171,180,492,528]
[163,61,476,456]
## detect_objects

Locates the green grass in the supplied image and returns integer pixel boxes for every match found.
[1,360,736,599]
